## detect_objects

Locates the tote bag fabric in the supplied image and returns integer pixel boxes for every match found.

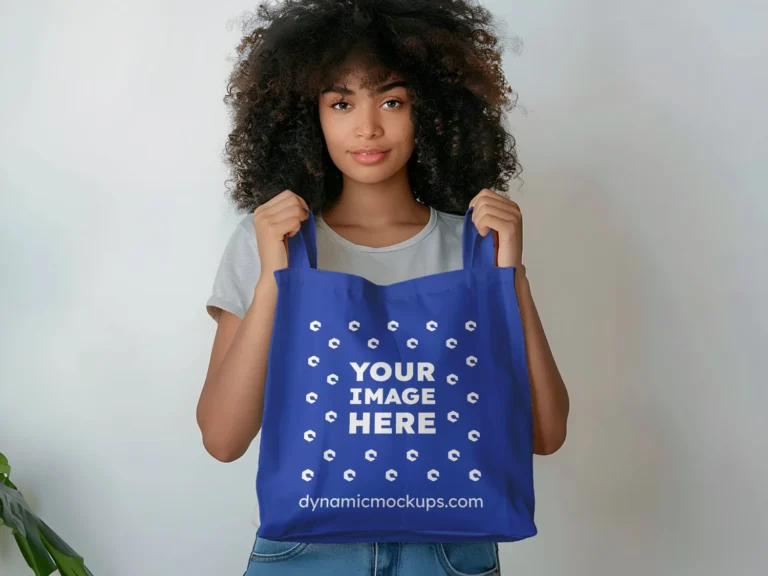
[255,206,536,543]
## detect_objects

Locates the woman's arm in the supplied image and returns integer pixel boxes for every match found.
[196,279,278,462]
[468,189,569,455]
[515,265,570,455]
[197,191,308,462]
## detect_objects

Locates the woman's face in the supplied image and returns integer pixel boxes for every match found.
[318,66,415,185]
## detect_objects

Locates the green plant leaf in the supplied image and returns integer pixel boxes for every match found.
[0,472,92,576]
[14,529,52,576]
[41,528,93,576]
[0,452,10,477]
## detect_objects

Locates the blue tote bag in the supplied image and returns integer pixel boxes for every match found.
[255,206,536,543]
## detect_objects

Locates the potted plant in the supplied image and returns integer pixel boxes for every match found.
[0,452,93,575]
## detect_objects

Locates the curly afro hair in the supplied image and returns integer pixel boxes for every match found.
[223,0,522,216]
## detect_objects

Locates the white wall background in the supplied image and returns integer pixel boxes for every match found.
[1,0,766,574]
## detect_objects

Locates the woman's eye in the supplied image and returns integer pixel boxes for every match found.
[330,100,402,111]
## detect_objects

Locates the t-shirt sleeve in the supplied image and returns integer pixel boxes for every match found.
[206,214,261,322]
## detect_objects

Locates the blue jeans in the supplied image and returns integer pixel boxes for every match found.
[243,535,501,575]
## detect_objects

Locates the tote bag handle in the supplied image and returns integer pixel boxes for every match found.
[287,206,491,270]
[462,205,496,269]
[285,208,318,270]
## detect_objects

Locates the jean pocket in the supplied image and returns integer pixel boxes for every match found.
[436,542,499,576]
[249,536,311,563]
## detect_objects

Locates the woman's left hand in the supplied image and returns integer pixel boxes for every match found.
[469,189,523,268]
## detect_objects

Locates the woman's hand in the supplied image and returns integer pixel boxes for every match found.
[253,190,310,287]
[469,189,523,268]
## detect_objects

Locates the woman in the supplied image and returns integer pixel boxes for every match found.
[197,1,569,573]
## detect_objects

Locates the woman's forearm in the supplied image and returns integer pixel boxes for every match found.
[514,267,570,454]
[197,280,278,462]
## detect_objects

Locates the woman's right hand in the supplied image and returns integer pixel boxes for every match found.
[252,190,310,288]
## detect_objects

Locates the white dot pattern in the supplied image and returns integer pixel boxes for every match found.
[299,317,483,483]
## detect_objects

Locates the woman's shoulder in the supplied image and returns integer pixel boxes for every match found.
[236,211,257,236]
[433,208,464,225]
[205,212,260,321]
[432,208,465,243]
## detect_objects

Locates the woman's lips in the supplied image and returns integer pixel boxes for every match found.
[350,150,390,164]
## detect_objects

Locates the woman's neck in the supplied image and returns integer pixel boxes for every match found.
[320,168,431,247]
[323,167,427,228]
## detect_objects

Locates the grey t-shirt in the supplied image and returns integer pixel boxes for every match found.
[206,205,465,322]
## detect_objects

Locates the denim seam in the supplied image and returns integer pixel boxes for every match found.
[250,542,310,563]
[435,543,499,576]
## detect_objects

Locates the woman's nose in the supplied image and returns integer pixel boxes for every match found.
[355,106,383,138]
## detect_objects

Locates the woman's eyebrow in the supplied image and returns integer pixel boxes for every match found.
[321,80,408,97]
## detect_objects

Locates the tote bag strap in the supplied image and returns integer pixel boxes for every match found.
[285,208,318,269]
[462,205,496,269]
